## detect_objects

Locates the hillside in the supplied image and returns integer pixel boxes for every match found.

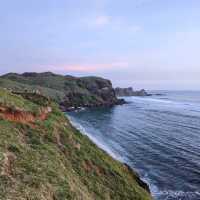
[0,72,125,110]
[0,89,153,200]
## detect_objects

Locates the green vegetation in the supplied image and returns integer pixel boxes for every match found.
[0,89,153,200]
[0,72,122,108]
[0,77,65,103]
[0,89,39,113]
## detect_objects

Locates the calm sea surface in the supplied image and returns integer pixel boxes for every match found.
[67,91,200,200]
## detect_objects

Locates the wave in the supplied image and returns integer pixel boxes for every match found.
[67,115,125,162]
[156,190,200,200]
[143,174,200,200]
[68,115,163,198]
[127,96,200,107]
[129,96,176,104]
[125,96,200,117]
[67,98,200,200]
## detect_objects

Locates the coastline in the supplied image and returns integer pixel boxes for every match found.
[60,98,126,112]
[67,93,200,200]
[67,115,122,161]
[67,113,151,195]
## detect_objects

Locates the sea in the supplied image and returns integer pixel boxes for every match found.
[67,91,200,200]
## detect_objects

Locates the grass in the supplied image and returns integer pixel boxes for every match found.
[0,72,119,107]
[0,89,154,200]
[0,77,65,103]
[0,89,39,113]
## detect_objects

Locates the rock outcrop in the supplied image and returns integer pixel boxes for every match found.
[60,77,125,111]
[115,87,150,97]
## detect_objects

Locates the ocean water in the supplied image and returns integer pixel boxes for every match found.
[67,91,200,200]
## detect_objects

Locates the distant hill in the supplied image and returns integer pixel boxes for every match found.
[0,72,124,110]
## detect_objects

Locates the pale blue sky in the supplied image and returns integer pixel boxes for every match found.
[0,0,200,89]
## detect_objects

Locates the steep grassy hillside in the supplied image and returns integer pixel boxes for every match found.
[0,72,124,110]
[0,89,153,200]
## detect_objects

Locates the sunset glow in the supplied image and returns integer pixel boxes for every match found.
[0,0,200,89]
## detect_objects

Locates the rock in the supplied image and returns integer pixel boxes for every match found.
[154,93,164,96]
[115,87,150,97]
[60,77,126,110]
[124,163,151,193]
[1,151,16,177]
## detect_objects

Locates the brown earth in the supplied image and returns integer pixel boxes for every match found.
[0,106,52,124]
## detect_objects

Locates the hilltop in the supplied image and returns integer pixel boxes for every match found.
[0,72,125,111]
[0,88,153,200]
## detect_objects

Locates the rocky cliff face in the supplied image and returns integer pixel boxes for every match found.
[115,87,149,97]
[61,77,125,110]
[0,72,125,111]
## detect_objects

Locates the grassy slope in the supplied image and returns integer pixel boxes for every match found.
[0,77,65,102]
[0,76,100,107]
[1,72,110,92]
[0,89,153,200]
[0,72,106,95]
[0,72,121,108]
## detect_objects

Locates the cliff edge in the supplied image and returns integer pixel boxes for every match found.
[0,89,153,200]
[0,72,125,111]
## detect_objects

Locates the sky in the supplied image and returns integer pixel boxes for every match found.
[0,0,200,90]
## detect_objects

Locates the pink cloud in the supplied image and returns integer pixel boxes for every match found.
[50,62,129,72]
[94,16,110,26]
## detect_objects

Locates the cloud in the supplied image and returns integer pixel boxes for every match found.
[129,25,142,33]
[94,16,110,26]
[84,15,110,28]
[84,15,141,34]
[49,61,129,73]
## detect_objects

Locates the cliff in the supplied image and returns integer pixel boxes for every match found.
[0,89,153,200]
[0,72,125,111]
[115,87,149,97]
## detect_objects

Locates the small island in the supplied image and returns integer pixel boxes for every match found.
[115,87,151,97]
